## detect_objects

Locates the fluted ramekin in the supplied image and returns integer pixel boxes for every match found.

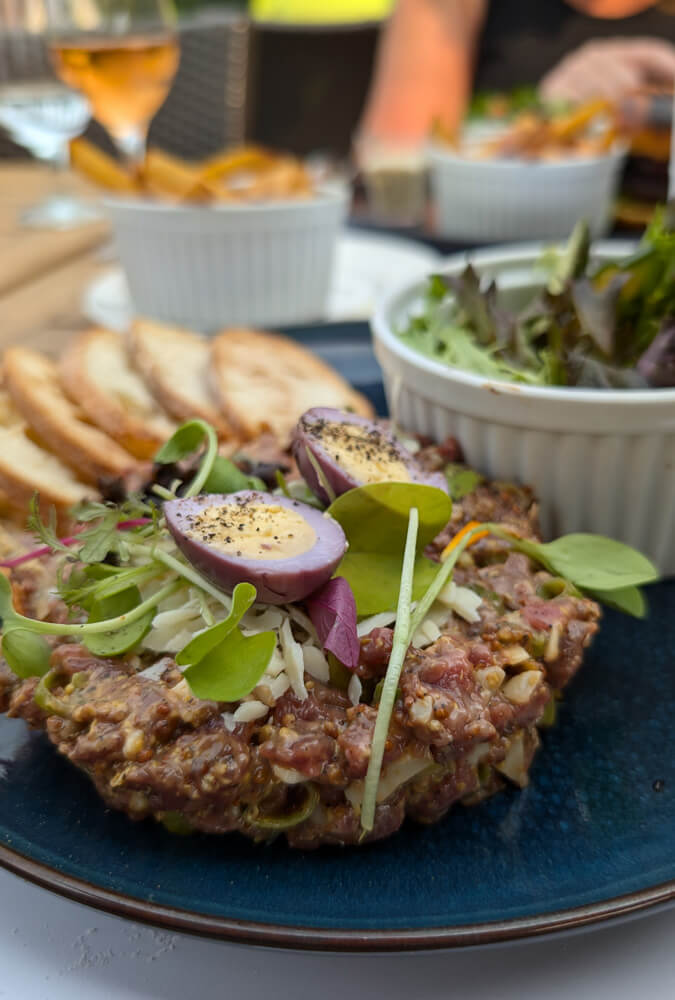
[371,243,675,575]
[428,140,626,242]
[105,183,349,332]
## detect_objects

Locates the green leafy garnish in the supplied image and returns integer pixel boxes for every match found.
[177,582,275,703]
[26,499,72,555]
[1,630,51,679]
[401,207,675,388]
[591,585,646,618]
[83,586,154,656]
[444,463,484,500]
[154,421,212,464]
[183,629,275,703]
[487,527,658,612]
[176,583,256,666]
[327,483,452,615]
[202,456,265,494]
[154,419,218,498]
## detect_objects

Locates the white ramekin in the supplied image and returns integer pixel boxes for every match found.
[104,183,349,332]
[428,141,627,242]
[371,242,675,575]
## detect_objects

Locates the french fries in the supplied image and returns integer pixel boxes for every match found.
[435,99,622,161]
[69,138,141,194]
[69,138,316,203]
[140,149,215,202]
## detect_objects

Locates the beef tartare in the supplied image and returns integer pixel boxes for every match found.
[0,410,654,847]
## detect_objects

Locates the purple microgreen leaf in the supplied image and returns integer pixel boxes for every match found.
[636,318,675,387]
[305,576,360,670]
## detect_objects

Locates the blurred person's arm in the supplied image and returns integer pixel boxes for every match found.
[358,0,487,142]
[539,37,675,106]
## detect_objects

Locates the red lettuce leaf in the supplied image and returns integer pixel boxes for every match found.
[305,577,360,670]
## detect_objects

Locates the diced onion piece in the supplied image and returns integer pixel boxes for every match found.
[475,666,505,691]
[233,700,269,723]
[346,754,432,811]
[347,673,362,706]
[466,741,492,766]
[272,764,307,785]
[409,694,433,724]
[221,711,236,732]
[545,621,562,662]
[280,617,307,700]
[502,671,543,705]
[496,729,540,787]
[502,644,530,666]
[435,582,482,622]
[302,645,330,683]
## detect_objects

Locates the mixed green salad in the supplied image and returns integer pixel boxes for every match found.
[401,205,675,388]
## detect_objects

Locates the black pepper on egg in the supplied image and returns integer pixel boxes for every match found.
[163,491,347,604]
[291,407,449,504]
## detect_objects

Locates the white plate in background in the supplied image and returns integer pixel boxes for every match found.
[81,230,439,331]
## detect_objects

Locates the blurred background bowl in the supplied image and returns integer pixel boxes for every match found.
[105,182,349,332]
[371,241,675,574]
[427,127,627,243]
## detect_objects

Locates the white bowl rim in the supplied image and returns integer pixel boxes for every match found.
[103,180,349,214]
[371,239,675,408]
[426,139,628,170]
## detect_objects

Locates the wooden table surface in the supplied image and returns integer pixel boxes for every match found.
[0,163,111,354]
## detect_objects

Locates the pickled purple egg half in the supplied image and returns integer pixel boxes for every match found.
[292,407,448,504]
[164,491,347,605]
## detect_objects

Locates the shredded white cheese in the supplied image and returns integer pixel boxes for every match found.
[356,610,397,637]
[302,645,330,683]
[347,673,362,706]
[411,618,442,649]
[138,656,174,681]
[279,618,307,700]
[436,581,483,622]
[221,711,237,732]
[233,700,269,723]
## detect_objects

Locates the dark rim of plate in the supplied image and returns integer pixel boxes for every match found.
[1,842,673,951]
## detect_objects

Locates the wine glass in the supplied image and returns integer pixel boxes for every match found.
[45,0,180,169]
[0,9,97,228]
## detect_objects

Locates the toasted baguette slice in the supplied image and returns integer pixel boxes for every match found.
[60,328,176,460]
[0,385,96,524]
[128,319,234,438]
[209,328,374,443]
[4,347,146,488]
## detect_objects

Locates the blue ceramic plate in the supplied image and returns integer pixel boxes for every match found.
[0,324,673,951]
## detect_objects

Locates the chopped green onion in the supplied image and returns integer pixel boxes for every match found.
[184,422,218,498]
[139,546,233,609]
[408,522,488,640]
[360,506,419,834]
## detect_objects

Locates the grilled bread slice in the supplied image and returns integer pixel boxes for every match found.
[128,319,234,438]
[60,328,176,460]
[0,384,96,525]
[4,347,145,488]
[209,328,374,443]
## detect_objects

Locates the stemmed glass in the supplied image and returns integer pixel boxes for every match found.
[0,2,96,228]
[45,0,180,170]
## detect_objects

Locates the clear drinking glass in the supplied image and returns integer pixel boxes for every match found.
[45,0,180,170]
[0,10,97,228]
